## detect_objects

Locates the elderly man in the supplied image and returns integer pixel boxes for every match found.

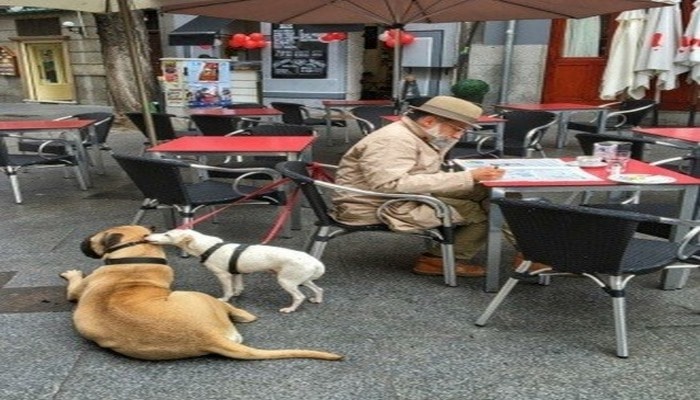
[331,96,505,277]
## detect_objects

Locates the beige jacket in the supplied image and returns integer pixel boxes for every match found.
[330,116,476,232]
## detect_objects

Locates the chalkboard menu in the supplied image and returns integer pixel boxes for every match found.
[0,46,18,76]
[271,24,328,79]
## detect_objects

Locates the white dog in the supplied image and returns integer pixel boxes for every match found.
[146,229,325,313]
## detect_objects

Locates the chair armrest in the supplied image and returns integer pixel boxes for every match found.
[524,118,557,147]
[311,179,455,227]
[188,163,281,180]
[678,225,700,261]
[188,163,283,196]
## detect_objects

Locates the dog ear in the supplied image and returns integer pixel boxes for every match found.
[80,236,102,259]
[102,232,124,251]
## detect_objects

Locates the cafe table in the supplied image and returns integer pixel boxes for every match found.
[0,119,96,187]
[148,135,316,233]
[494,102,607,149]
[461,158,700,292]
[632,127,700,149]
[321,99,394,145]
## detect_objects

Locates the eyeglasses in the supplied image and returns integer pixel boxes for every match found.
[440,119,469,133]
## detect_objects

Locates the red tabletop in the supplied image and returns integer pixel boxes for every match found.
[0,119,96,130]
[495,103,602,112]
[147,135,316,153]
[632,127,700,144]
[480,159,700,187]
[322,99,393,107]
[187,108,283,117]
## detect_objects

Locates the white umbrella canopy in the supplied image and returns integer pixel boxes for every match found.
[675,0,700,85]
[600,9,647,100]
[630,0,688,100]
[675,0,700,125]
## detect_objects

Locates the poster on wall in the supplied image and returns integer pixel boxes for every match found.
[271,24,328,79]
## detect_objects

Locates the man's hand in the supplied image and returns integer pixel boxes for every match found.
[471,167,505,182]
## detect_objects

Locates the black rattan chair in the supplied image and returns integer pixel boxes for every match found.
[475,198,699,358]
[17,112,115,174]
[567,99,656,135]
[112,153,284,229]
[276,161,461,286]
[348,105,396,135]
[450,110,556,159]
[1,133,88,204]
[125,112,197,149]
[190,114,240,136]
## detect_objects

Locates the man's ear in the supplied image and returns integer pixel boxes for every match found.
[418,115,438,128]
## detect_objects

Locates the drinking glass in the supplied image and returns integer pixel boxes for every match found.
[606,150,631,175]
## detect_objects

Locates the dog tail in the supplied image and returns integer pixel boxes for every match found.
[211,341,343,361]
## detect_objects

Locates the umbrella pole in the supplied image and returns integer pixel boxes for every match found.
[118,0,157,146]
[392,27,403,114]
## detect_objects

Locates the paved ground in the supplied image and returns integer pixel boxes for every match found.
[0,103,697,400]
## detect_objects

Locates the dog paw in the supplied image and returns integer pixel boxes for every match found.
[308,297,322,304]
[218,296,232,302]
[279,307,297,313]
[60,270,83,280]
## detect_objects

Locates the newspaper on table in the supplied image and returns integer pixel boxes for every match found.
[452,158,603,182]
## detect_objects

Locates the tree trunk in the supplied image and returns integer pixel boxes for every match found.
[94,11,157,114]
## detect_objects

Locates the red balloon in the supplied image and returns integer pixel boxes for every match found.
[387,29,398,37]
[243,39,258,49]
[333,32,347,41]
[255,39,267,48]
[249,32,264,41]
[384,38,396,48]
[400,33,415,45]
[232,33,247,42]
[319,33,334,42]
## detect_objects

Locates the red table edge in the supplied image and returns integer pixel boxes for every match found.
[479,158,700,187]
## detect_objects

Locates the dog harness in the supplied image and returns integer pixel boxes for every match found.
[199,243,251,275]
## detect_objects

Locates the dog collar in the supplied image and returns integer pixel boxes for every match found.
[104,240,149,254]
[104,257,168,265]
[200,243,250,275]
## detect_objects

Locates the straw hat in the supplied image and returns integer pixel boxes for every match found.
[410,96,482,127]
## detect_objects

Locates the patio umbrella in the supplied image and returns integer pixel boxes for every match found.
[675,0,700,125]
[0,0,202,145]
[599,9,647,100]
[161,0,673,101]
[630,0,688,101]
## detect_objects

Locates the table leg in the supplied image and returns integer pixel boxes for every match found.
[67,129,93,187]
[554,111,569,149]
[494,122,505,154]
[485,189,506,292]
[324,106,334,146]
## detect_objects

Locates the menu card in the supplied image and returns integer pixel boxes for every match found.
[452,158,603,182]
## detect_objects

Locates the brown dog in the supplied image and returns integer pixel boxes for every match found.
[60,225,342,361]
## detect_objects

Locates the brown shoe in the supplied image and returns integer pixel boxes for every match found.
[513,252,552,272]
[412,255,486,278]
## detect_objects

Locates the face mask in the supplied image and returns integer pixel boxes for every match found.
[425,124,458,150]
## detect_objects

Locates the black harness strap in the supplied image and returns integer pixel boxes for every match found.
[199,243,251,275]
[200,243,225,263]
[228,244,250,275]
